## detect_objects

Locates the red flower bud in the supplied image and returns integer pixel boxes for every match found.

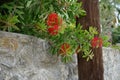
[91,37,102,48]
[48,25,59,35]
[59,43,71,55]
[47,13,59,26]
[47,13,62,26]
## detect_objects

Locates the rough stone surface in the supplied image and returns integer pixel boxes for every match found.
[103,47,120,80]
[0,31,120,80]
[0,31,78,80]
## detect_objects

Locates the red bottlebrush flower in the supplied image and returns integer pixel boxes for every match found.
[59,43,71,55]
[48,25,59,35]
[47,13,62,26]
[47,13,59,26]
[91,37,99,48]
[91,37,102,48]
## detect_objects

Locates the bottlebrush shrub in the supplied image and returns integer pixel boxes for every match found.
[47,19,99,62]
[0,0,109,63]
[45,12,101,62]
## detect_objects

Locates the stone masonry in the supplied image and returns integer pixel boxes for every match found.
[0,31,120,80]
[0,31,78,80]
[103,47,120,80]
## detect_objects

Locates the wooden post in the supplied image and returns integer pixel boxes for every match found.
[77,0,104,80]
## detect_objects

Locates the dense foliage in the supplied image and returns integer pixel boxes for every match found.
[0,0,108,62]
[99,0,120,44]
[112,26,120,44]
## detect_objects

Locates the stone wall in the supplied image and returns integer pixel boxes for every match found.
[0,31,78,80]
[103,47,120,80]
[0,31,120,80]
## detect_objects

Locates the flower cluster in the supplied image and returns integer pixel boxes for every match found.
[48,25,59,35]
[59,43,71,55]
[47,13,62,35]
[47,13,71,56]
[91,37,102,48]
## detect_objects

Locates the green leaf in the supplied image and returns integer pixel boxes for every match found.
[89,27,98,35]
[7,16,20,24]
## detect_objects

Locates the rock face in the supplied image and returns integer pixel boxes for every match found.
[103,47,120,80]
[0,31,78,80]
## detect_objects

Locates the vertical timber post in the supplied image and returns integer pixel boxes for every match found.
[77,0,104,80]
